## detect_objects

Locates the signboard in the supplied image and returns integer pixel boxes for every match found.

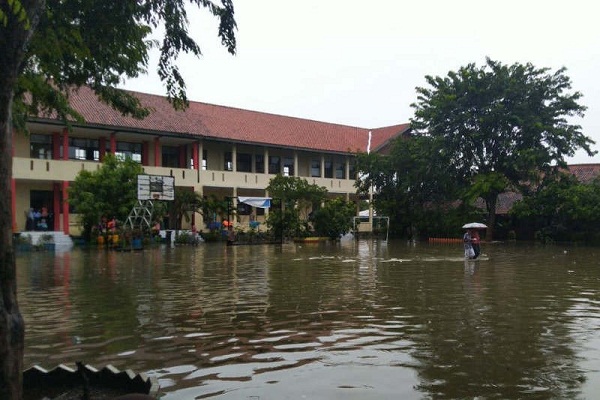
[238,197,271,209]
[137,175,175,201]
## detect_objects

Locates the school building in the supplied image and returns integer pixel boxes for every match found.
[11,86,410,235]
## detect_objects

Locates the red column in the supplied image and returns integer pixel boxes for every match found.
[192,142,199,170]
[99,137,106,161]
[62,128,69,160]
[11,178,17,232]
[62,181,69,234]
[52,132,61,159]
[154,137,160,167]
[110,132,117,154]
[53,183,61,231]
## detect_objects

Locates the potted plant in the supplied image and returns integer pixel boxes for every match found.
[14,233,33,252]
[38,233,55,251]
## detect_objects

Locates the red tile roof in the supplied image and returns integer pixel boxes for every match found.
[479,164,600,215]
[566,164,600,183]
[39,86,409,154]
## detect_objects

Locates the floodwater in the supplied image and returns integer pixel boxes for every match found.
[17,240,600,399]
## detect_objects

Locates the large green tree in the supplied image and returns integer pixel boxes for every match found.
[511,173,600,243]
[266,175,328,240]
[0,1,236,398]
[355,134,476,239]
[68,154,144,239]
[312,197,355,240]
[410,58,595,239]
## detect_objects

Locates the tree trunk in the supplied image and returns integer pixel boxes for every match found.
[485,195,498,241]
[0,1,45,398]
[0,60,25,400]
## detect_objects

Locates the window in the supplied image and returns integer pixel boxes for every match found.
[65,137,100,161]
[202,150,208,170]
[115,142,142,163]
[237,153,252,172]
[334,158,345,179]
[224,151,233,171]
[237,202,252,215]
[30,134,52,159]
[283,157,294,177]
[310,159,321,177]
[162,146,179,167]
[324,158,333,178]
[348,160,356,180]
[268,156,280,174]
[255,154,264,173]
[54,137,101,161]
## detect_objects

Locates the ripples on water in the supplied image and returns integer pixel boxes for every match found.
[17,241,600,399]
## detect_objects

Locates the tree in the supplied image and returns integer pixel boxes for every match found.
[511,174,600,243]
[312,198,355,240]
[266,175,328,240]
[68,154,144,240]
[199,194,229,229]
[1,1,236,398]
[355,134,474,239]
[169,187,202,230]
[410,58,595,239]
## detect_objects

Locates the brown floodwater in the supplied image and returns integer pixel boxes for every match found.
[17,240,600,399]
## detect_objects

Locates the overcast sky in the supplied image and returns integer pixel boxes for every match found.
[122,0,600,164]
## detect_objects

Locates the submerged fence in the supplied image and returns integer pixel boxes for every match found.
[428,237,463,244]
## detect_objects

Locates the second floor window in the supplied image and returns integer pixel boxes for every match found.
[237,153,252,172]
[255,154,264,173]
[224,152,233,171]
[30,134,52,159]
[324,158,333,178]
[349,160,356,180]
[283,157,294,177]
[334,158,345,179]
[162,146,179,168]
[67,138,100,161]
[115,142,142,163]
[268,156,280,174]
[311,159,321,177]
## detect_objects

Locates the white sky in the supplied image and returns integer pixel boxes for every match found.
[122,0,600,164]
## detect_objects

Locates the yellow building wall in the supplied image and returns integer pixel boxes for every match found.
[13,130,30,158]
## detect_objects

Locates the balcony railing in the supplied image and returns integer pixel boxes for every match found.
[13,157,357,193]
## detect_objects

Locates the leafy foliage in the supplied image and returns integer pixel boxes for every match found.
[312,198,355,240]
[5,0,237,132]
[1,1,237,398]
[410,58,595,238]
[169,187,202,229]
[68,154,143,239]
[355,134,475,239]
[199,195,230,230]
[0,0,29,28]
[266,175,328,240]
[510,174,600,243]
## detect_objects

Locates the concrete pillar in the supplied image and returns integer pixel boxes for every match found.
[232,144,237,171]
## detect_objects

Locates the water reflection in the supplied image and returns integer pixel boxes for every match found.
[17,242,600,399]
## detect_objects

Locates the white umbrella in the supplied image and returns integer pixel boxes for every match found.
[462,222,487,229]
